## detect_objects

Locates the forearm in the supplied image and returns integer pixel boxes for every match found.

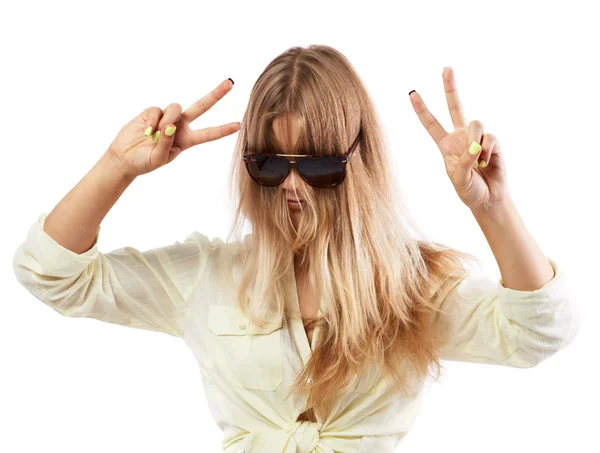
[471,196,555,291]
[43,152,137,254]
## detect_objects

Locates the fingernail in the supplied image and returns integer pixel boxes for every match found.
[228,77,234,85]
[469,141,482,155]
[473,161,478,168]
[165,125,176,137]
[408,90,416,96]
[145,126,153,136]
[152,131,160,142]
[479,160,486,167]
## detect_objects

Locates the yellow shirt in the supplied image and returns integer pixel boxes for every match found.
[12,212,579,453]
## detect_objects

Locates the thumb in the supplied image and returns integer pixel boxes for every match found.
[461,140,482,171]
[452,140,481,187]
[151,124,177,165]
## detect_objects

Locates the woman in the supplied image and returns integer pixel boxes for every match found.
[13,45,578,453]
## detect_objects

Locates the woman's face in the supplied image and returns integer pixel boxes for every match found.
[272,114,309,226]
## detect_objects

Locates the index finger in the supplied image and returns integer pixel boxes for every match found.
[409,91,448,145]
[187,122,241,148]
[442,67,467,129]
[181,78,234,124]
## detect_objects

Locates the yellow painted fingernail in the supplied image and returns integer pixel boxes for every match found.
[472,161,478,168]
[165,125,176,136]
[144,126,153,136]
[469,141,482,155]
[479,160,486,167]
[152,131,160,142]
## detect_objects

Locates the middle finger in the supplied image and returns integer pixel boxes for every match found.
[181,78,235,124]
[409,91,448,145]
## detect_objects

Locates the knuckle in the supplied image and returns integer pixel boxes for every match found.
[195,99,207,114]
[145,107,163,126]
[164,102,182,114]
[159,103,183,127]
[482,133,496,145]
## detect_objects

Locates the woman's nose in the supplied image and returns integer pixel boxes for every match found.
[281,167,300,192]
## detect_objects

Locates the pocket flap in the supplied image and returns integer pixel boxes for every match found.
[208,305,282,335]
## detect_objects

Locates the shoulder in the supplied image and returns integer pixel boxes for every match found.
[181,230,250,274]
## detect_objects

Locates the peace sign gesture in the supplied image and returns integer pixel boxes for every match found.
[409,67,509,213]
[107,78,240,178]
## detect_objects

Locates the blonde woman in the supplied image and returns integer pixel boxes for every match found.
[13,45,578,453]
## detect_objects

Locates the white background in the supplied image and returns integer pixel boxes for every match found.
[1,0,597,452]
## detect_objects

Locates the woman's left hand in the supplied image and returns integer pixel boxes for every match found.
[409,67,509,213]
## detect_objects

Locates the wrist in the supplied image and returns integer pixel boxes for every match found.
[471,194,517,226]
[102,149,137,184]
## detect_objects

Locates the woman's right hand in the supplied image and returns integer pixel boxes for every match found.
[106,78,240,178]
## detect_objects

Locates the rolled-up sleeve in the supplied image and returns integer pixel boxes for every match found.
[435,256,580,368]
[12,212,218,338]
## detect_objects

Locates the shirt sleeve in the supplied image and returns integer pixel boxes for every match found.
[12,212,219,338]
[434,256,580,368]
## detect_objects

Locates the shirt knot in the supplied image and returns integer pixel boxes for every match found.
[291,420,320,453]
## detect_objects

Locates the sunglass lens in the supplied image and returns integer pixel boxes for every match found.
[246,155,289,186]
[299,157,345,187]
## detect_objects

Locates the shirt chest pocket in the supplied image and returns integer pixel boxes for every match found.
[207,304,283,391]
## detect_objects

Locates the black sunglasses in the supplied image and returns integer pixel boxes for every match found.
[243,130,362,188]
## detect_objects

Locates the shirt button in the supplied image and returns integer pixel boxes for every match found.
[307,376,313,384]
[239,323,247,330]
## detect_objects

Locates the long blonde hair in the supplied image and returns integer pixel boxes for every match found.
[222,45,478,420]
